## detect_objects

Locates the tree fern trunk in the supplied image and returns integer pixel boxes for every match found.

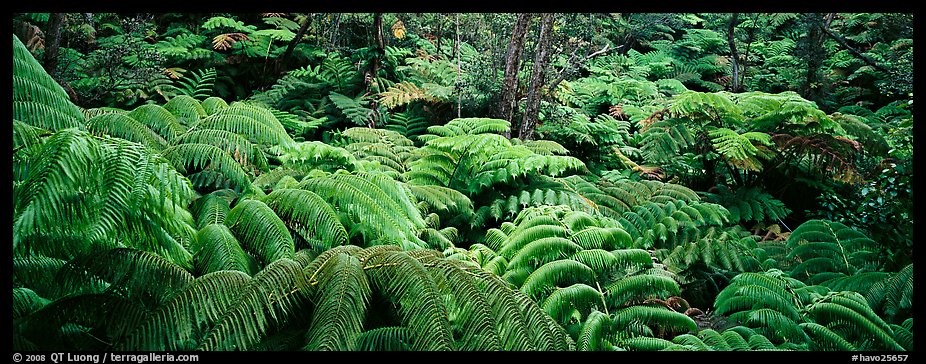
[727,13,741,92]
[496,13,531,131]
[519,13,555,141]
[43,13,65,79]
[797,13,826,105]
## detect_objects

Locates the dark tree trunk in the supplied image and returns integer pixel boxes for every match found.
[518,13,555,141]
[373,12,384,51]
[727,13,741,92]
[496,13,531,129]
[798,13,826,104]
[44,13,65,78]
[282,14,313,63]
[365,13,385,128]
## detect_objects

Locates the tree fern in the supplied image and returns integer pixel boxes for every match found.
[303,252,371,350]
[86,113,170,151]
[197,258,308,350]
[125,104,186,143]
[174,68,217,100]
[193,224,254,275]
[865,263,913,324]
[613,305,698,335]
[14,129,196,268]
[13,34,85,131]
[163,95,207,127]
[223,198,296,267]
[786,219,879,281]
[262,188,348,251]
[707,128,774,171]
[161,143,251,192]
[806,292,903,351]
[299,171,428,249]
[198,102,295,147]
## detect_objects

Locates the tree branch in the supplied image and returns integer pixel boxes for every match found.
[548,43,618,96]
[818,23,892,75]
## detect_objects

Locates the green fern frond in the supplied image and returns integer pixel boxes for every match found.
[362,250,454,350]
[806,299,902,351]
[224,199,295,266]
[605,275,680,307]
[13,35,85,131]
[193,224,253,275]
[14,129,196,267]
[866,264,913,323]
[197,259,308,350]
[163,95,207,127]
[541,283,605,324]
[262,188,348,251]
[300,172,427,249]
[175,68,216,100]
[786,220,877,280]
[353,327,412,351]
[86,113,169,151]
[117,270,251,350]
[201,97,229,116]
[304,252,371,350]
[613,305,698,335]
[198,103,295,147]
[520,260,597,302]
[707,128,772,172]
[619,336,675,351]
[161,143,251,191]
[800,322,857,351]
[126,104,186,143]
[13,287,51,320]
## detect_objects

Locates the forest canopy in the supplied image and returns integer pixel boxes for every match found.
[11,12,913,352]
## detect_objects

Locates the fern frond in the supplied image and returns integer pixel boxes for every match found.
[362,250,454,350]
[86,113,168,151]
[13,34,85,131]
[161,143,251,191]
[605,275,680,307]
[197,259,308,350]
[224,199,295,266]
[199,103,295,147]
[193,224,253,275]
[353,327,412,351]
[613,306,698,335]
[866,263,913,323]
[163,95,207,127]
[303,252,371,350]
[540,283,605,324]
[520,260,597,302]
[125,104,186,143]
[262,188,348,251]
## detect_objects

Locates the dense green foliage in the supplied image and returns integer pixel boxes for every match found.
[12,12,912,352]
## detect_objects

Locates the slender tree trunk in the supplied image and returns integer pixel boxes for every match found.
[799,13,826,104]
[282,14,313,63]
[455,13,462,119]
[740,13,760,89]
[496,13,531,128]
[436,13,442,53]
[727,13,741,92]
[518,13,555,141]
[365,13,385,128]
[44,13,65,78]
[373,13,384,51]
